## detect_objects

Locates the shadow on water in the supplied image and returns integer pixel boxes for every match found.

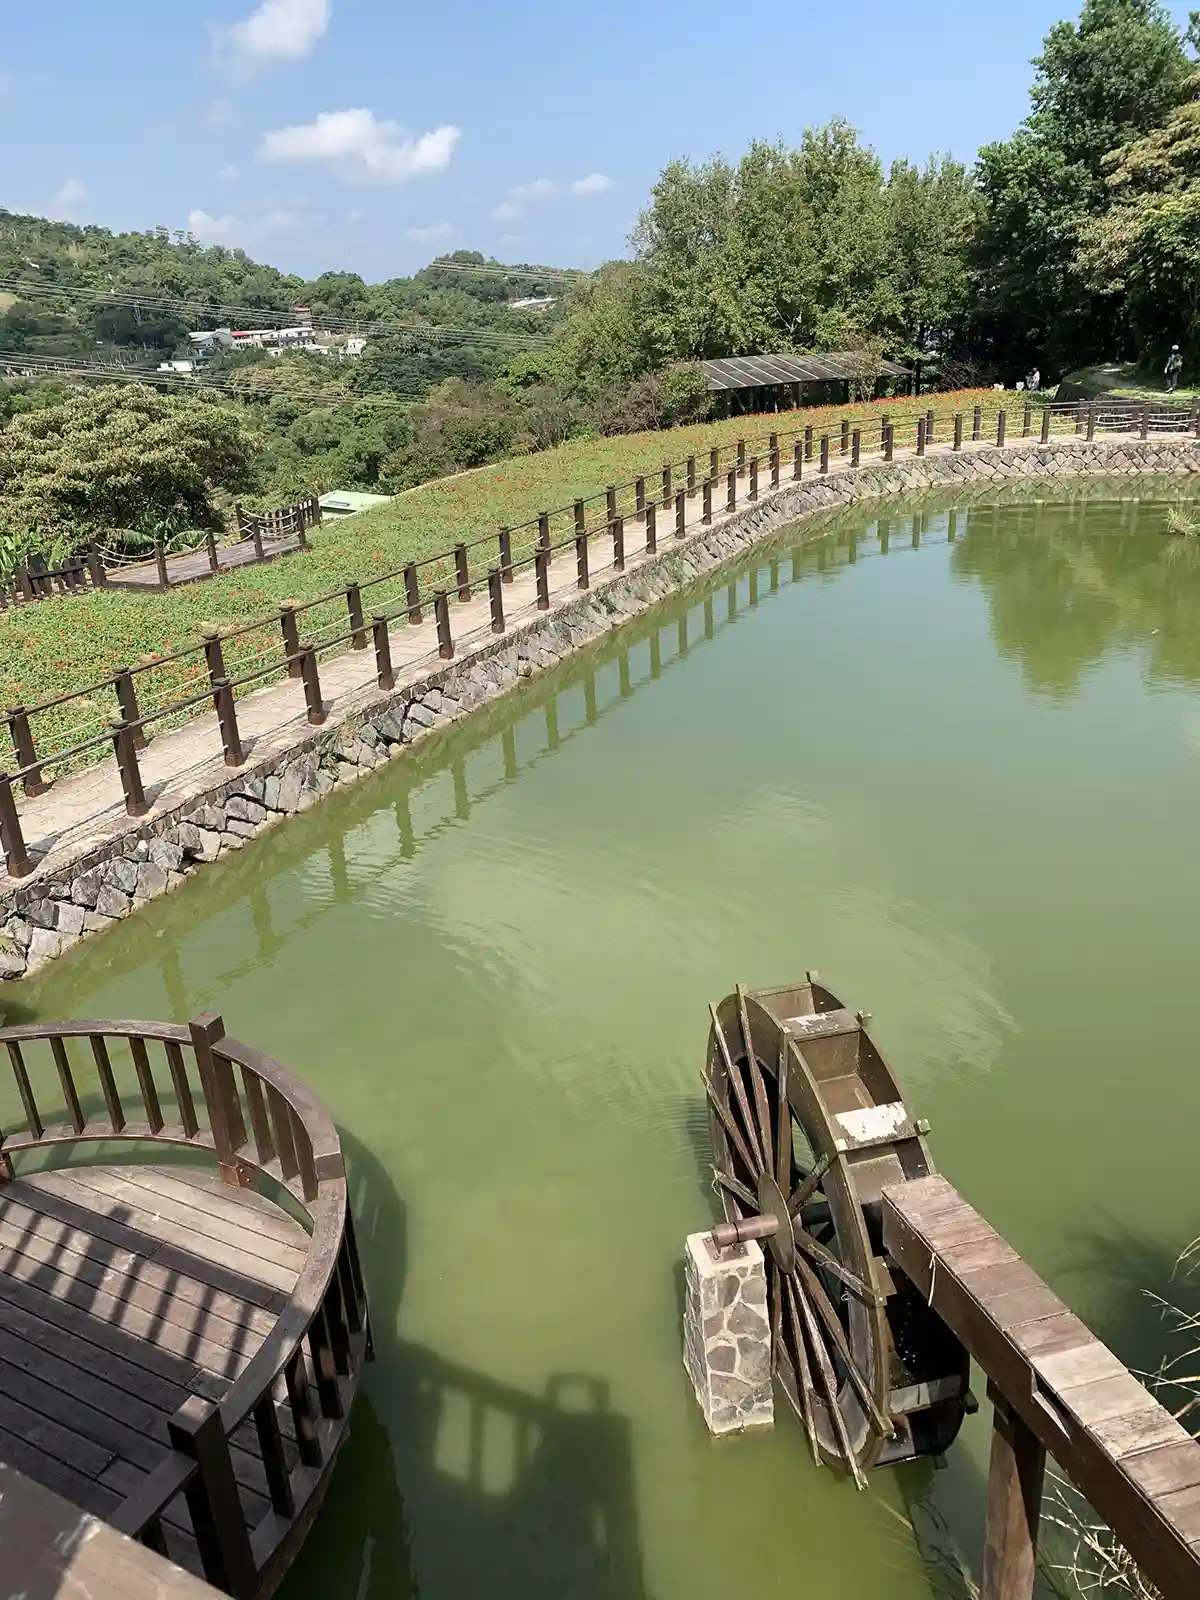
[277,1128,653,1600]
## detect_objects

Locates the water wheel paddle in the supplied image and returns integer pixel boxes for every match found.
[704,975,970,1483]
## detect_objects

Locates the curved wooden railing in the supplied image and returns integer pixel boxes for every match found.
[0,1014,370,1600]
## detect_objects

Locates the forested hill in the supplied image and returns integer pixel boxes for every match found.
[0,209,568,385]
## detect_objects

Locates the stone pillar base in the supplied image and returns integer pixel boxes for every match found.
[682,1231,773,1435]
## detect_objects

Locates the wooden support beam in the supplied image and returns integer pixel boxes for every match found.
[982,1385,1045,1600]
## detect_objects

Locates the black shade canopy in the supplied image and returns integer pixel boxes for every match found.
[702,352,909,391]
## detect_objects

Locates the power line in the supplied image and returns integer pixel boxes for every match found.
[0,277,554,349]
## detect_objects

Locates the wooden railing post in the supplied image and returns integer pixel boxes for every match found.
[346,584,367,649]
[1041,406,1052,444]
[953,413,963,452]
[737,439,746,476]
[793,440,803,480]
[298,646,325,725]
[726,468,737,512]
[403,563,422,625]
[916,416,926,457]
[662,463,673,507]
[88,540,107,587]
[980,1387,1044,1600]
[1086,400,1097,441]
[687,455,697,494]
[0,774,31,878]
[1140,400,1150,440]
[371,615,395,689]
[702,479,713,525]
[675,488,686,538]
[112,667,148,750]
[7,708,46,797]
[749,456,759,500]
[973,405,982,441]
[997,410,1007,447]
[213,680,244,767]
[635,476,646,513]
[499,525,513,583]
[169,1394,258,1599]
[612,514,625,571]
[111,721,148,817]
[206,528,219,573]
[434,590,455,656]
[771,443,781,486]
[574,499,586,543]
[645,499,657,553]
[249,518,265,561]
[884,423,894,462]
[154,541,169,590]
[819,435,830,474]
[606,485,617,524]
[925,407,934,444]
[840,418,850,455]
[454,544,471,602]
[534,548,550,610]
[279,605,302,677]
[537,512,551,557]
[487,569,505,633]
[575,528,590,590]
[709,446,720,481]
[804,425,814,461]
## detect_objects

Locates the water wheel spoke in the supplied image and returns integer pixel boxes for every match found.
[736,984,775,1169]
[774,1042,792,1193]
[793,1255,892,1439]
[710,1003,764,1173]
[711,1166,757,1210]
[789,1149,833,1218]
[790,1270,868,1490]
[768,1261,783,1375]
[703,1072,758,1182]
[781,1271,821,1464]
[792,1224,877,1304]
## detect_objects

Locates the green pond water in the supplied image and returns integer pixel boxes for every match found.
[13,485,1200,1599]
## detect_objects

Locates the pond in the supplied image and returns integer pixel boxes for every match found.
[15,483,1200,1600]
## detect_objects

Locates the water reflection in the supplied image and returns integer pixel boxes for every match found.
[279,1132,651,1600]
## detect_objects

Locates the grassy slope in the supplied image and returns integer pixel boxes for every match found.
[1,389,1015,765]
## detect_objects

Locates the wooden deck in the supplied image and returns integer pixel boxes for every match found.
[0,1014,371,1600]
[105,534,304,591]
[0,1162,309,1579]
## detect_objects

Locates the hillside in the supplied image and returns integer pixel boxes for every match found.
[0,208,569,392]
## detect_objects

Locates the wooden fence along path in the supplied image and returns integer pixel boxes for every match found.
[0,496,320,608]
[0,1013,371,1599]
[0,397,1195,881]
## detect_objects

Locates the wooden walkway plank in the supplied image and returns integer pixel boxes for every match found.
[121,1165,312,1250]
[0,1422,121,1518]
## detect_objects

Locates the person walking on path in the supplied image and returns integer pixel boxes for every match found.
[1165,344,1183,393]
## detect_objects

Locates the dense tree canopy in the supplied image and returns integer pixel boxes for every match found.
[0,387,259,556]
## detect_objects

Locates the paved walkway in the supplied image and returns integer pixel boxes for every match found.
[104,533,302,591]
[0,428,1171,886]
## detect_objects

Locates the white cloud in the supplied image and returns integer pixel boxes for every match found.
[406,222,452,243]
[346,208,365,224]
[204,97,236,126]
[509,179,556,202]
[489,199,524,223]
[187,207,242,244]
[50,178,86,218]
[218,164,241,182]
[259,109,460,185]
[220,0,330,70]
[570,172,612,196]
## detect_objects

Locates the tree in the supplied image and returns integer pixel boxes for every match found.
[1075,69,1200,362]
[881,157,979,371]
[970,0,1192,376]
[0,386,260,555]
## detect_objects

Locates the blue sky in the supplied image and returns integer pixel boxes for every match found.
[1,0,1195,283]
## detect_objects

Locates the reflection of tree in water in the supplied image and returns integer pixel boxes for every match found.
[276,1131,650,1600]
[949,496,1200,698]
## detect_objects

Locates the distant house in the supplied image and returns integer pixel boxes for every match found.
[507,296,557,312]
[318,490,393,518]
[343,336,367,357]
[157,359,196,375]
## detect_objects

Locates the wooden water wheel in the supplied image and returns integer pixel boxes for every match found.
[704,974,970,1484]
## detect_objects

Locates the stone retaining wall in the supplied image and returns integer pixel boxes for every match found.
[3,435,1197,980]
